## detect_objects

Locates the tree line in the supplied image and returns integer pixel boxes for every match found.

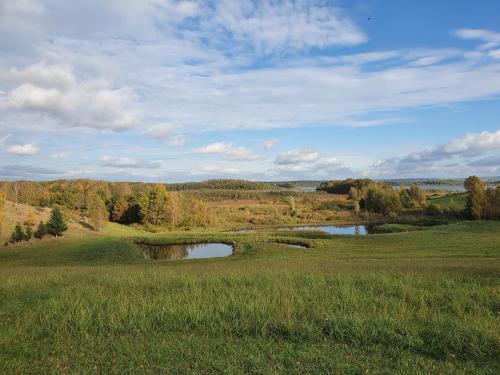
[321,177,500,219]
[0,180,214,232]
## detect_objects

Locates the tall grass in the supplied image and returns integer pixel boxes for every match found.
[0,221,499,374]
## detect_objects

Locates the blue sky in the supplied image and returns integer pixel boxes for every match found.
[1,0,500,181]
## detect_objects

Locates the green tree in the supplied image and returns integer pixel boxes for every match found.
[464,176,486,220]
[364,184,402,216]
[86,191,108,232]
[34,221,48,239]
[141,184,168,226]
[47,207,68,237]
[0,190,5,235]
[10,222,25,243]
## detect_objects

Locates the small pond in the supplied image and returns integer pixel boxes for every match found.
[284,244,308,248]
[227,225,367,235]
[286,225,367,235]
[137,242,233,260]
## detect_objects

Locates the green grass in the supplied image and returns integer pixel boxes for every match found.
[430,193,468,209]
[0,221,499,374]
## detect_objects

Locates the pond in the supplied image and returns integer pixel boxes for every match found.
[283,225,367,235]
[227,224,368,235]
[137,242,233,260]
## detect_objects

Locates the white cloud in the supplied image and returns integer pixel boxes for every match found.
[444,130,500,153]
[489,49,500,59]
[195,165,240,175]
[6,143,38,155]
[372,130,500,177]
[99,155,167,169]
[262,139,278,150]
[209,0,366,53]
[272,146,352,178]
[194,142,260,161]
[454,29,500,50]
[50,152,68,158]
[143,124,188,146]
[275,146,319,165]
[2,62,138,131]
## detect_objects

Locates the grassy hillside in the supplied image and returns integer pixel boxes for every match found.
[0,219,499,374]
[0,201,101,243]
[429,192,468,209]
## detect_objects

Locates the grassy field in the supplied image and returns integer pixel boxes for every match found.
[0,220,499,374]
[429,193,468,210]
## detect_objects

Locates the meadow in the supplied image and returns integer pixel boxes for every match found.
[1,220,499,374]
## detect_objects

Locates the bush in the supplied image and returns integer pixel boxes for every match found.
[425,203,442,217]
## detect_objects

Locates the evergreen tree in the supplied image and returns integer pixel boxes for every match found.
[47,207,68,237]
[34,221,48,239]
[10,222,25,243]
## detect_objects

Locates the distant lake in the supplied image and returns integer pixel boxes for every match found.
[138,243,233,260]
[299,184,466,192]
[228,225,367,235]
[396,184,465,192]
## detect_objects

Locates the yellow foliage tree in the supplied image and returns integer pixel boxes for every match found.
[0,191,5,235]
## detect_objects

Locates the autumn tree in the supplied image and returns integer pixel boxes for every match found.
[464,176,486,220]
[0,191,5,235]
[164,192,182,227]
[141,184,168,226]
[86,191,108,232]
[111,196,129,223]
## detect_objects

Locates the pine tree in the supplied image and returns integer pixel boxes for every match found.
[10,222,25,243]
[34,221,48,239]
[47,207,68,237]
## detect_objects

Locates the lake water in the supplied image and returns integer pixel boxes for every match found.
[393,184,465,192]
[228,225,367,235]
[138,242,233,260]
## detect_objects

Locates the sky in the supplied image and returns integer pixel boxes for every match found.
[1,0,500,182]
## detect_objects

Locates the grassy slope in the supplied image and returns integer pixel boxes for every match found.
[430,193,468,209]
[0,221,499,374]
[0,201,100,243]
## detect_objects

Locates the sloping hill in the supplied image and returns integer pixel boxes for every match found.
[1,201,96,243]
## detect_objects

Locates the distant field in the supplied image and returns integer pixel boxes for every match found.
[0,219,499,374]
[429,192,468,209]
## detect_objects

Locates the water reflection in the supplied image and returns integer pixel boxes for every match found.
[138,242,233,260]
[226,224,367,235]
[290,225,367,235]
